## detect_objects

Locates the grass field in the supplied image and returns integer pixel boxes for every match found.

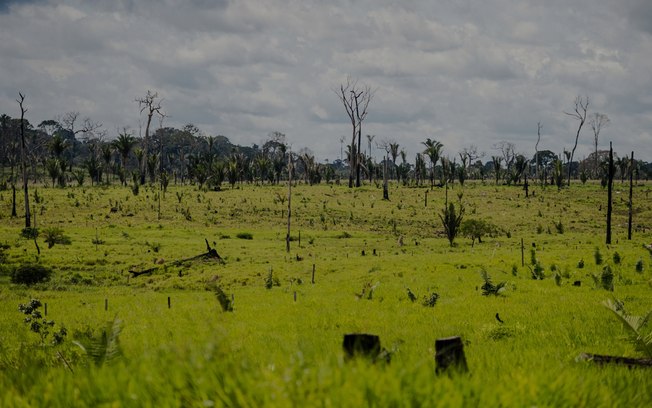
[1,180,651,406]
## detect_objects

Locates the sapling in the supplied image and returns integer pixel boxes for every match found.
[18,299,67,345]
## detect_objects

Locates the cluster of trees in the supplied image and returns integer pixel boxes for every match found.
[2,91,651,199]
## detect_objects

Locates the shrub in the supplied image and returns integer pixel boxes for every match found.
[601,265,614,291]
[636,259,644,273]
[11,264,53,285]
[480,269,506,296]
[422,292,440,307]
[236,232,253,240]
[21,227,39,239]
[43,227,71,249]
[594,247,603,265]
[612,252,622,265]
[460,218,499,246]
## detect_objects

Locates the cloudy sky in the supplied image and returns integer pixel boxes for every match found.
[1,0,651,162]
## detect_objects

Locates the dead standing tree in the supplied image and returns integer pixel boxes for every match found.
[17,93,30,228]
[136,90,164,185]
[589,113,610,178]
[564,96,589,186]
[336,77,373,188]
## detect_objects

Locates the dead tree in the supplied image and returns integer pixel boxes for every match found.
[129,239,223,277]
[136,90,164,185]
[17,93,30,228]
[589,113,610,178]
[62,112,102,140]
[606,142,614,245]
[336,77,373,188]
[286,151,293,253]
[564,96,589,186]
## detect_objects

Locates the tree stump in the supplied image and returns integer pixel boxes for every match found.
[343,333,381,361]
[435,336,468,374]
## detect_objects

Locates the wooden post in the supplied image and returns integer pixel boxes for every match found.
[628,151,634,241]
[435,336,468,374]
[44,302,47,316]
[383,155,389,200]
[293,291,297,302]
[105,298,108,311]
[311,263,315,284]
[424,190,428,208]
[521,238,524,267]
[606,142,614,245]
[168,296,171,309]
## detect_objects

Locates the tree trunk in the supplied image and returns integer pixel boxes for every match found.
[383,156,389,200]
[628,151,634,240]
[606,142,614,244]
[141,113,153,185]
[286,154,292,253]
[18,94,30,228]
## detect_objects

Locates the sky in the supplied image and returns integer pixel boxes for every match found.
[1,0,651,162]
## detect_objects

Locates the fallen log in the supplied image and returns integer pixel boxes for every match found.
[577,353,652,368]
[129,239,224,278]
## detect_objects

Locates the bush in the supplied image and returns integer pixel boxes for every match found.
[11,264,53,285]
[236,232,253,240]
[43,227,71,249]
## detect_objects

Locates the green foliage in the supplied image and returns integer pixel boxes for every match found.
[236,232,253,240]
[603,299,652,357]
[600,265,614,291]
[577,259,585,269]
[422,292,439,307]
[612,251,621,265]
[554,220,564,234]
[11,264,52,285]
[18,299,67,345]
[594,247,603,265]
[43,227,71,249]
[480,269,506,296]
[635,259,644,273]
[439,202,464,247]
[460,218,499,246]
[337,231,353,239]
[21,227,39,239]
[355,281,379,300]
[72,317,123,367]
[531,263,545,280]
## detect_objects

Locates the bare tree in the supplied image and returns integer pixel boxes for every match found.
[589,112,610,178]
[17,93,31,228]
[335,77,373,188]
[564,96,589,186]
[62,111,102,140]
[136,90,164,184]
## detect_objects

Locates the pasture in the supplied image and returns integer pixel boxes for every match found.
[1,180,651,406]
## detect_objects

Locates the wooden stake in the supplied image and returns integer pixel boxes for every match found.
[311,263,315,284]
[105,298,108,311]
[168,296,171,309]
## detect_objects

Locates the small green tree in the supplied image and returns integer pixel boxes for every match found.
[439,202,464,247]
[460,218,498,247]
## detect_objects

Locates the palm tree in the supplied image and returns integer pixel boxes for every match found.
[422,138,443,188]
[101,143,114,184]
[113,132,137,185]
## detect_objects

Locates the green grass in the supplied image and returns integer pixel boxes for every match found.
[0,180,651,406]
